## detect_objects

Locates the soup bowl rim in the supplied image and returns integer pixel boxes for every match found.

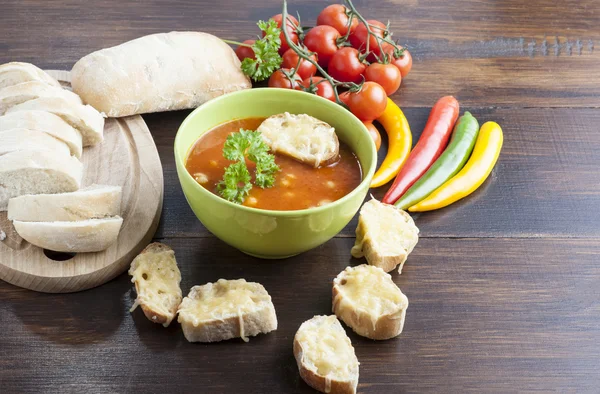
[174,87,377,217]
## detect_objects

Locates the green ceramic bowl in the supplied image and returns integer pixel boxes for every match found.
[174,88,376,259]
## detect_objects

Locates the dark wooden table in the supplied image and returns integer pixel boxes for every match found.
[2,1,599,393]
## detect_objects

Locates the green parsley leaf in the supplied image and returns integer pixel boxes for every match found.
[241,20,283,82]
[217,129,281,204]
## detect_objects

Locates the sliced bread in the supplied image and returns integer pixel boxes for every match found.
[333,265,409,340]
[7,184,121,222]
[0,81,82,115]
[0,110,83,158]
[351,199,419,273]
[13,217,122,252]
[0,62,61,90]
[0,150,82,211]
[7,97,104,146]
[128,243,182,327]
[257,112,340,168]
[0,128,71,157]
[177,279,277,343]
[294,315,359,394]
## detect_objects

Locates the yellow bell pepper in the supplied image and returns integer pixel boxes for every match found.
[409,121,503,212]
[370,98,412,188]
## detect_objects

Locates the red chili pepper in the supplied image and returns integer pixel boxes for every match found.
[382,96,460,205]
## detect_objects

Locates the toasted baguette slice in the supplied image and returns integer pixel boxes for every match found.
[128,243,182,327]
[351,199,419,273]
[177,279,277,343]
[0,81,82,115]
[257,112,339,168]
[294,315,359,394]
[0,150,82,211]
[0,62,61,90]
[0,111,83,158]
[7,97,104,146]
[333,265,409,340]
[12,216,123,252]
[8,184,121,222]
[0,129,71,157]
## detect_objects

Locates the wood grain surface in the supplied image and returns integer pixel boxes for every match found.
[1,0,599,393]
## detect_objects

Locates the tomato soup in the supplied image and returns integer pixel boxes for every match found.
[185,117,362,211]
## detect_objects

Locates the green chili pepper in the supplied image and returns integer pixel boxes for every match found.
[395,112,480,210]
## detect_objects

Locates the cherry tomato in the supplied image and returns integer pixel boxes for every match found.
[346,81,388,121]
[364,62,402,95]
[267,14,300,55]
[316,4,358,36]
[327,47,367,84]
[282,49,317,80]
[304,25,341,68]
[235,39,256,61]
[363,121,382,151]
[350,20,387,56]
[382,44,412,77]
[338,91,351,106]
[298,76,336,101]
[268,69,301,89]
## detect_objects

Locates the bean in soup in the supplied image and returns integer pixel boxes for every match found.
[186,117,362,211]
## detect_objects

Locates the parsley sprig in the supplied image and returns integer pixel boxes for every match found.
[217,129,280,204]
[239,20,283,82]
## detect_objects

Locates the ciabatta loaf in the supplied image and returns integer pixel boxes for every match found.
[129,243,182,327]
[8,185,121,222]
[71,31,251,117]
[7,97,104,146]
[333,265,409,340]
[0,128,71,157]
[0,111,83,158]
[0,81,82,115]
[0,62,61,90]
[294,315,359,394]
[177,279,277,343]
[12,216,123,252]
[0,150,82,211]
[257,112,339,168]
[351,199,419,273]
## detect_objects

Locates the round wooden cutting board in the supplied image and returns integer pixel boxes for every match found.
[0,70,164,293]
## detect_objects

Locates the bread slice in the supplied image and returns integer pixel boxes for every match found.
[7,97,104,146]
[333,265,409,340]
[0,81,82,115]
[0,62,61,90]
[294,315,359,394]
[0,128,71,157]
[128,243,182,327]
[177,279,277,343]
[12,216,123,252]
[0,110,83,158]
[0,150,83,211]
[8,184,121,222]
[351,199,419,273]
[257,112,340,168]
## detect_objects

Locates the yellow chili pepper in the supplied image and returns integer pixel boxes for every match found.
[370,98,412,188]
[409,121,503,212]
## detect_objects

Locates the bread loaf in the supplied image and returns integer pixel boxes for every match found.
[7,97,104,146]
[0,150,83,211]
[8,185,121,222]
[0,111,83,158]
[71,32,252,117]
[0,81,82,115]
[0,62,61,90]
[0,128,71,157]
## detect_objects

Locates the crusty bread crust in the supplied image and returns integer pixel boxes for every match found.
[0,62,61,90]
[332,265,408,340]
[71,31,251,117]
[129,242,182,327]
[177,279,277,343]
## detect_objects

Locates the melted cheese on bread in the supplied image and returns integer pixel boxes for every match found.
[257,112,339,168]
